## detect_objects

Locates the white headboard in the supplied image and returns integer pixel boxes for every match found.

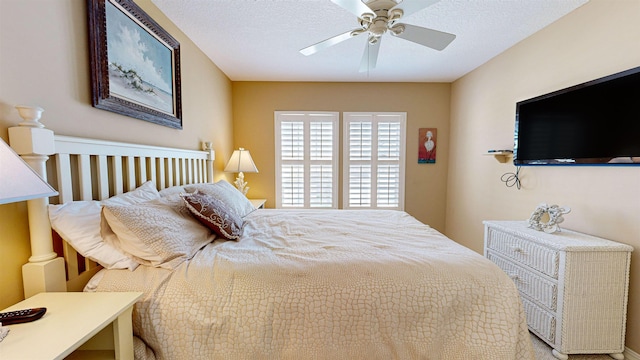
[10,122,215,294]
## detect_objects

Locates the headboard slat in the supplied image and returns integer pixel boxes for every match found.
[112,155,124,196]
[166,159,174,187]
[63,240,80,281]
[125,156,136,192]
[137,157,148,184]
[78,154,92,200]
[55,153,73,203]
[185,159,191,184]
[148,157,157,185]
[180,158,187,185]
[96,155,109,200]
[157,158,166,189]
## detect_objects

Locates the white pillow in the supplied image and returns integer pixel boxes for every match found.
[185,180,256,217]
[48,181,160,270]
[158,185,187,197]
[103,194,216,269]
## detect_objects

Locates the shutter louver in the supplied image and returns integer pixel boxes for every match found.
[348,165,371,207]
[310,165,333,207]
[281,164,304,207]
[377,164,399,207]
[376,122,401,207]
[281,121,304,160]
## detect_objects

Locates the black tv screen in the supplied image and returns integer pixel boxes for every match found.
[514,66,640,166]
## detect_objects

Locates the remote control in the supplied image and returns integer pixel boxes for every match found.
[0,307,47,325]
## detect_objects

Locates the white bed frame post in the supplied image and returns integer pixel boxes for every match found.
[202,141,215,182]
[8,106,66,297]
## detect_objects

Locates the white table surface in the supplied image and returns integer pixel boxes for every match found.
[0,292,142,360]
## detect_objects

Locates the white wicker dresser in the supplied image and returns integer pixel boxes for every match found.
[483,221,633,360]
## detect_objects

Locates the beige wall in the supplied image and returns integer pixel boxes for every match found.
[0,0,233,308]
[232,82,450,230]
[447,0,640,352]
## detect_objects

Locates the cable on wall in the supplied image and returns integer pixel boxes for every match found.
[501,166,521,190]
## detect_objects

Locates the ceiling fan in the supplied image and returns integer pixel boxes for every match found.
[300,0,456,72]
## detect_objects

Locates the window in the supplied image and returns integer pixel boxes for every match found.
[275,111,406,210]
[343,112,406,210]
[275,112,339,208]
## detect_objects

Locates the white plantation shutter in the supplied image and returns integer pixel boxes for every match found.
[275,112,339,208]
[343,113,406,210]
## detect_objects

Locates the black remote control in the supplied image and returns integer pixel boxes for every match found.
[0,307,47,325]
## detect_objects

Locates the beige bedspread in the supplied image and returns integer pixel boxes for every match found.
[94,209,534,359]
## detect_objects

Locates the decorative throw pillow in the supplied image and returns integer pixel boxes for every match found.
[181,191,244,240]
[185,180,255,217]
[48,181,161,270]
[103,194,215,269]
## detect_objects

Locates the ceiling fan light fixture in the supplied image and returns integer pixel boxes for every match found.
[360,13,375,22]
[388,8,403,22]
[369,18,388,36]
[351,28,367,37]
[389,24,405,36]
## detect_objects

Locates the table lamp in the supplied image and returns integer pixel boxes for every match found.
[223,148,258,195]
[0,138,58,205]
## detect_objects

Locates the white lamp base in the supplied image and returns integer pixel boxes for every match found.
[233,172,249,196]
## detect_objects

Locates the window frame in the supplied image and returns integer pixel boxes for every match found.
[274,111,340,209]
[342,112,407,210]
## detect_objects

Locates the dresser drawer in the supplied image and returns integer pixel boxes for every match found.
[522,297,556,344]
[487,251,558,311]
[485,227,560,278]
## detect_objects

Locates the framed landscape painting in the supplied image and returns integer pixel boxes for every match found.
[88,0,182,129]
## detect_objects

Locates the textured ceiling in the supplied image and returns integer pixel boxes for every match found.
[150,0,589,82]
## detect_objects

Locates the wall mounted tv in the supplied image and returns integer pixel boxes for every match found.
[514,66,640,166]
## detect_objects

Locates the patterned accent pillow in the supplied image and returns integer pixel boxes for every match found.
[185,180,256,217]
[181,191,244,240]
[103,194,216,269]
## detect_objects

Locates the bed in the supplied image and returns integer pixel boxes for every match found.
[15,127,535,360]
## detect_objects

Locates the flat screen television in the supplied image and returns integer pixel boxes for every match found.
[514,66,640,166]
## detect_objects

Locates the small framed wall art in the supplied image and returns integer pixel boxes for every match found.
[88,0,182,129]
[418,128,437,164]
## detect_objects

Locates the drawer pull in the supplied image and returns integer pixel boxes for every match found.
[508,273,526,284]
[512,246,525,254]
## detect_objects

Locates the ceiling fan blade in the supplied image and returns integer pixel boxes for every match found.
[392,23,455,51]
[300,30,359,56]
[331,0,375,20]
[390,0,440,19]
[359,38,382,73]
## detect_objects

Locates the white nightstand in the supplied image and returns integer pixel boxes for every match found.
[0,291,142,360]
[250,199,266,209]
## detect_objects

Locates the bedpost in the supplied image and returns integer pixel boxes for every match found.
[202,141,215,183]
[8,106,66,297]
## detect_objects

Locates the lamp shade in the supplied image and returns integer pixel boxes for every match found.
[0,138,58,205]
[224,148,258,173]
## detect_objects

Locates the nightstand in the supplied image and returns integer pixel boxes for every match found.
[0,291,142,360]
[250,199,266,209]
